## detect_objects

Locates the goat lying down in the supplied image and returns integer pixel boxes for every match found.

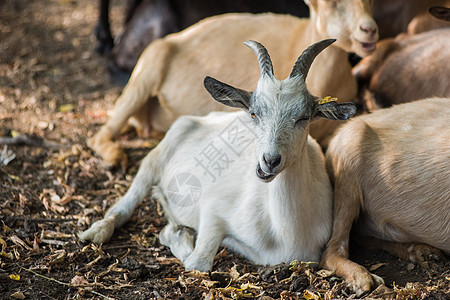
[89,0,378,170]
[354,7,450,108]
[96,0,309,83]
[372,0,450,38]
[321,97,450,295]
[79,39,356,271]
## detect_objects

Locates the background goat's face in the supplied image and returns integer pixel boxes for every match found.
[307,0,378,57]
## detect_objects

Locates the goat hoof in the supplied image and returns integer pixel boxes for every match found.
[370,273,385,287]
[78,217,115,244]
[88,135,129,171]
[183,255,213,273]
[407,244,444,269]
[349,270,384,297]
[98,143,128,172]
[103,152,128,173]
[100,147,128,172]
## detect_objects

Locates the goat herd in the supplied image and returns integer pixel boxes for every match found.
[79,0,450,296]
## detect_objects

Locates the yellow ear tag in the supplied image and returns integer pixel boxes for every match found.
[318,96,338,105]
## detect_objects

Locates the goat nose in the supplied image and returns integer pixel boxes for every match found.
[263,153,282,171]
[359,22,377,36]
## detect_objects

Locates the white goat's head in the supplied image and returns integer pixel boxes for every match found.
[204,39,356,182]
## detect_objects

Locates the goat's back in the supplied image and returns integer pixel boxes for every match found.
[356,29,450,107]
[326,98,450,252]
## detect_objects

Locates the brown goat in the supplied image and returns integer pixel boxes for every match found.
[89,0,378,170]
[407,5,450,34]
[95,0,310,84]
[354,6,450,109]
[320,97,450,295]
[373,0,450,38]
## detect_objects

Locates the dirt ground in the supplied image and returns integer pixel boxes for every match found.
[0,0,449,299]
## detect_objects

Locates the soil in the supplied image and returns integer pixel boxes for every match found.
[0,0,448,299]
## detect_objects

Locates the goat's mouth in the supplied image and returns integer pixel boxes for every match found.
[354,38,376,54]
[256,164,276,182]
[359,41,376,52]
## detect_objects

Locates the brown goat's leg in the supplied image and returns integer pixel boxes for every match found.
[89,78,156,170]
[129,99,168,139]
[88,125,129,171]
[89,103,145,170]
[320,175,384,296]
[89,40,172,170]
[321,247,383,296]
[88,93,143,171]
[356,236,444,268]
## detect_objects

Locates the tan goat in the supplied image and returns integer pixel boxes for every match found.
[407,5,450,35]
[320,97,450,295]
[354,7,450,109]
[89,0,378,169]
[373,0,450,38]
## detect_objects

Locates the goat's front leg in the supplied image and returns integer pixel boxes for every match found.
[153,186,196,262]
[79,154,157,243]
[159,223,196,262]
[89,71,156,170]
[321,241,384,296]
[183,217,225,272]
[88,125,128,171]
[320,177,384,296]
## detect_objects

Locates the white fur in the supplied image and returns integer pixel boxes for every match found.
[80,110,333,270]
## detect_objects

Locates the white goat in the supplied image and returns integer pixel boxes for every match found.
[79,39,357,271]
[320,97,450,295]
[89,0,378,169]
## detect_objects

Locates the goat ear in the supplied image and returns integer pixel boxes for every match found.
[429,6,450,21]
[204,76,252,110]
[314,102,356,121]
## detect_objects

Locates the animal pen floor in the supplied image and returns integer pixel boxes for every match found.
[0,0,448,299]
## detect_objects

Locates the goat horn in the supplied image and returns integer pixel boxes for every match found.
[289,39,336,79]
[244,40,274,78]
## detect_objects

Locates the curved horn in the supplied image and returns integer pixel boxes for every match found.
[244,40,274,78]
[289,39,336,79]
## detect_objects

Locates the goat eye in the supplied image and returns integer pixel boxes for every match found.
[250,113,257,119]
[296,117,309,124]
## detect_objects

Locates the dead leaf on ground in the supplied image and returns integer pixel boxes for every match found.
[59,104,75,113]
[156,256,181,265]
[303,290,321,300]
[10,291,25,299]
[0,236,7,250]
[10,235,32,251]
[42,230,73,239]
[369,262,388,272]
[9,274,21,281]
[316,269,334,278]
[70,275,89,286]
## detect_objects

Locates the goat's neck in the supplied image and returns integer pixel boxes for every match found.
[266,142,316,233]
[300,19,356,100]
